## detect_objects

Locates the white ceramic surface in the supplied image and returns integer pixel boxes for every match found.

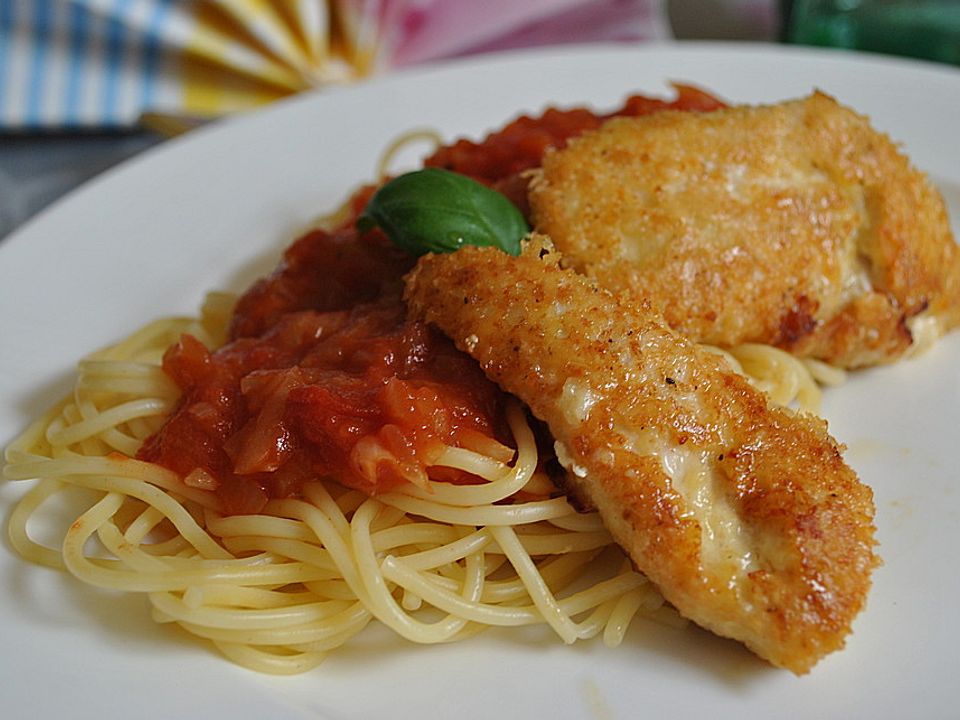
[1,43,959,720]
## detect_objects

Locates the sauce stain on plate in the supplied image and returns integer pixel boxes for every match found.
[581,676,615,720]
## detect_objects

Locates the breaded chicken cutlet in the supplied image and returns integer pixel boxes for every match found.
[529,92,960,368]
[405,237,879,674]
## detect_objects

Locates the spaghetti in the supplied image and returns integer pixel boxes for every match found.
[3,293,678,674]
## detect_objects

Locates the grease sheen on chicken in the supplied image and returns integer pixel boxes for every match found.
[404,237,879,674]
[529,92,960,368]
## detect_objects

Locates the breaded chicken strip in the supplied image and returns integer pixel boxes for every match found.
[529,92,960,368]
[405,237,878,674]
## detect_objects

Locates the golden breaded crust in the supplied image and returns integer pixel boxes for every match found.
[404,238,879,673]
[529,92,960,368]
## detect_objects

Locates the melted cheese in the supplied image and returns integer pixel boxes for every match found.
[559,378,599,424]
[669,450,758,588]
[906,313,943,357]
[614,423,757,589]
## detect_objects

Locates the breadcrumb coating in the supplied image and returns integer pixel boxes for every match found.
[529,92,960,367]
[404,237,879,673]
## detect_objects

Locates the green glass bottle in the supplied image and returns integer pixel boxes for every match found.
[784,0,960,66]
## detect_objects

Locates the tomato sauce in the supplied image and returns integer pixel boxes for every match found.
[139,87,724,514]
[139,230,508,514]
[425,84,725,211]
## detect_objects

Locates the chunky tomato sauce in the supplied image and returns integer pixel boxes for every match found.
[139,87,724,515]
[425,84,725,211]
[139,230,508,514]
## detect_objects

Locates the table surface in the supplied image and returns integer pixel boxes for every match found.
[0,131,165,241]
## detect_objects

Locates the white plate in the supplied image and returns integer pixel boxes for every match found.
[2,42,959,720]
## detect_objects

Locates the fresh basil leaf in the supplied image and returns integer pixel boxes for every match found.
[357,168,527,256]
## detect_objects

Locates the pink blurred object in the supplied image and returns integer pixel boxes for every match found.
[0,0,675,133]
[341,0,672,70]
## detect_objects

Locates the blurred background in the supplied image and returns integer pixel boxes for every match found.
[1,0,958,240]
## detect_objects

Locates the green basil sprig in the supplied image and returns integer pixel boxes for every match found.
[356,168,527,257]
